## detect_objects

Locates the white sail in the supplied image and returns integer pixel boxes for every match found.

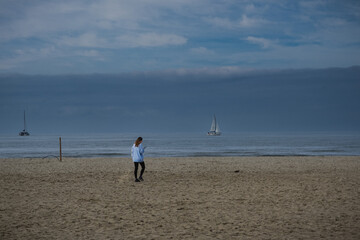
[210,116,216,131]
[215,122,220,133]
[208,115,221,136]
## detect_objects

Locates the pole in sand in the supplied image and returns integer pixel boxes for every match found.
[59,137,62,161]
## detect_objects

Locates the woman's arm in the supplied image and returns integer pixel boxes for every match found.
[139,144,145,154]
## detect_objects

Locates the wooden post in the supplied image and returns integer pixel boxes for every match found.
[59,137,62,161]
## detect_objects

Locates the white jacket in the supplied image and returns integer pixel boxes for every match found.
[131,143,145,162]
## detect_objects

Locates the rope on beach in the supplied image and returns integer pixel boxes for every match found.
[42,155,61,161]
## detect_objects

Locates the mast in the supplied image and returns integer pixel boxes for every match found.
[19,110,30,136]
[24,110,27,131]
[214,115,217,132]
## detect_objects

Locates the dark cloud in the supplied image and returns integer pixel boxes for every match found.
[1,66,359,134]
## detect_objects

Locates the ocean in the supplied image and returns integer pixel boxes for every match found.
[1,132,360,159]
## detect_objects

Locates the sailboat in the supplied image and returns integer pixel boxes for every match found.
[19,111,30,136]
[207,115,221,136]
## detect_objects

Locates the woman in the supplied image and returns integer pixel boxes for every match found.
[131,137,146,182]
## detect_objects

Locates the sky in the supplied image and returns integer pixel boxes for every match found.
[1,67,360,134]
[0,1,360,134]
[0,0,360,73]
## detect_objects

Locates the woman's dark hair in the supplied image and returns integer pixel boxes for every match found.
[135,137,143,147]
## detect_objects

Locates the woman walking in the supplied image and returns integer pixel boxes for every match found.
[131,137,145,182]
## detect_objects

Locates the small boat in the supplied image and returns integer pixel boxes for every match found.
[207,114,221,136]
[19,111,30,136]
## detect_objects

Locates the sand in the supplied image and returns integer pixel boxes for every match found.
[1,156,359,239]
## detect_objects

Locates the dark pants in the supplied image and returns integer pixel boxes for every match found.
[134,162,145,179]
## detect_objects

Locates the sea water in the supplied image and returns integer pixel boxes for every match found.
[1,132,360,158]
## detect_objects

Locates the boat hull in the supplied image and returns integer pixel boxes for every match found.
[19,131,30,136]
[207,131,221,136]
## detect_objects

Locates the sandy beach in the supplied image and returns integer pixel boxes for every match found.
[1,156,359,239]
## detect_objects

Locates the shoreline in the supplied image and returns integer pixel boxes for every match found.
[2,153,360,160]
[1,156,359,239]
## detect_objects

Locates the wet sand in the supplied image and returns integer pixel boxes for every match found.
[1,156,359,239]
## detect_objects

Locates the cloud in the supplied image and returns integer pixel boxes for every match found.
[238,15,264,28]
[58,33,108,48]
[0,46,59,70]
[205,15,266,29]
[246,36,273,49]
[0,0,207,42]
[0,1,90,41]
[299,0,326,9]
[190,47,214,55]
[76,50,103,59]
[245,4,256,13]
[320,18,348,27]
[205,17,234,29]
[116,33,187,48]
[0,0,359,73]
[229,43,360,68]
[57,32,187,48]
